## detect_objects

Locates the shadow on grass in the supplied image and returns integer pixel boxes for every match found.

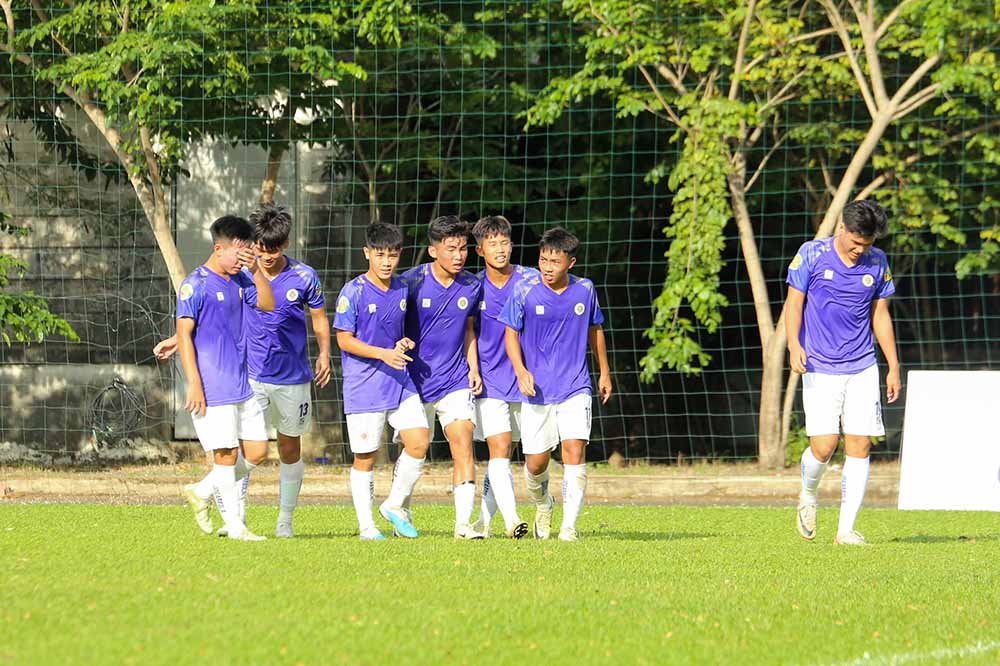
[889,534,1000,544]
[589,531,722,542]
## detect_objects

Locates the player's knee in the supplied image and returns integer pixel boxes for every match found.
[353,452,376,471]
[277,436,301,463]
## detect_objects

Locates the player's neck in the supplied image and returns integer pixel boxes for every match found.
[365,269,392,292]
[485,263,514,287]
[430,261,458,287]
[261,255,287,279]
[833,235,860,267]
[204,256,230,279]
[543,274,570,294]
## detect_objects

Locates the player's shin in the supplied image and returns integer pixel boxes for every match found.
[350,467,376,532]
[278,459,305,527]
[454,480,476,528]
[800,447,828,502]
[523,463,550,506]
[487,457,520,530]
[211,464,246,537]
[477,473,497,533]
[837,455,870,537]
[386,450,424,509]
[561,463,587,531]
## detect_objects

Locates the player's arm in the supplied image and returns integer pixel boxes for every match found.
[588,324,613,404]
[504,326,535,397]
[238,245,275,312]
[871,298,901,403]
[464,316,483,395]
[335,330,412,370]
[784,286,808,374]
[153,334,178,361]
[176,318,206,416]
[309,306,332,388]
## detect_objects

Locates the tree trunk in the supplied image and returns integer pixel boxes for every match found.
[259,143,286,204]
[780,369,801,461]
[758,334,788,468]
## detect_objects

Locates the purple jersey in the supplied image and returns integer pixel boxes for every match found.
[402,264,482,403]
[176,266,258,407]
[499,273,604,405]
[786,237,895,374]
[333,274,417,414]
[476,265,540,401]
[245,257,325,385]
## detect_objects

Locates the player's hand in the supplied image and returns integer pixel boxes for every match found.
[394,337,416,353]
[516,370,536,397]
[185,384,207,417]
[598,373,613,404]
[886,366,901,404]
[380,347,412,371]
[236,245,258,273]
[314,353,332,389]
[153,337,177,362]
[468,370,483,396]
[788,342,808,374]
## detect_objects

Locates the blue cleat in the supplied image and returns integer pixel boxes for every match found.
[379,503,418,538]
[360,527,387,541]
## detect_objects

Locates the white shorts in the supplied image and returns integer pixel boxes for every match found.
[347,394,428,454]
[191,398,268,452]
[520,392,593,455]
[250,379,313,437]
[424,388,477,431]
[474,398,522,441]
[802,364,885,437]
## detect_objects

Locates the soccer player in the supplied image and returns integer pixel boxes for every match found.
[500,227,612,541]
[786,199,901,546]
[174,215,275,541]
[401,215,484,539]
[468,215,532,539]
[333,222,431,540]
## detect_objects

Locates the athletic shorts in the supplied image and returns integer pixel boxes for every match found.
[474,398,522,442]
[250,379,313,437]
[424,388,477,431]
[191,397,268,452]
[347,394,428,454]
[520,392,593,456]
[802,364,885,437]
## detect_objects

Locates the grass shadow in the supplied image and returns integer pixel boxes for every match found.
[889,534,1000,544]
[589,531,722,542]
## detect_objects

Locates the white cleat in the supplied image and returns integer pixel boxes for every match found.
[797,498,817,541]
[533,496,554,540]
[359,527,387,541]
[558,527,579,542]
[275,520,294,538]
[472,517,491,539]
[834,530,867,546]
[228,529,267,542]
[454,523,486,540]
[506,521,529,539]
[182,484,213,534]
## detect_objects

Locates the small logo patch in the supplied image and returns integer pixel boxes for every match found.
[216,292,225,301]
[422,298,431,309]
[179,283,194,301]
[884,268,892,282]
[286,288,300,302]
[457,296,469,310]
[823,269,834,280]
[480,301,486,310]
[789,254,803,270]
[535,305,545,315]
[399,298,407,311]
[862,274,875,288]
[368,303,377,314]
[574,303,585,316]
[336,296,350,314]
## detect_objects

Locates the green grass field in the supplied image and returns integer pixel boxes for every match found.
[2,503,998,665]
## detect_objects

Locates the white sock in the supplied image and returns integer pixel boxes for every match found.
[837,455,870,536]
[210,464,244,537]
[278,459,305,523]
[524,466,550,506]
[193,471,214,500]
[454,481,476,527]
[561,464,587,531]
[800,447,828,502]
[487,458,520,530]
[350,468,376,532]
[386,451,424,509]
[235,460,258,525]
[479,473,497,529]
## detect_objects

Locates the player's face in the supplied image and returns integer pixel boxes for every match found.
[538,249,576,286]
[839,231,876,263]
[256,241,287,270]
[215,238,247,275]
[429,236,469,275]
[476,234,512,270]
[364,246,401,281]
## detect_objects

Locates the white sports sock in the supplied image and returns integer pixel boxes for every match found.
[800,447,828,502]
[386,451,424,509]
[837,455,870,536]
[350,468,376,532]
[454,481,476,527]
[561,464,587,531]
[193,470,214,500]
[487,458,520,530]
[278,459,305,523]
[235,460,258,525]
[524,466,550,506]
[211,464,245,537]
[479,473,497,529]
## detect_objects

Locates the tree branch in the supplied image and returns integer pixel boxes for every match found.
[875,0,918,40]
[728,0,758,101]
[890,54,941,106]
[821,0,878,118]
[744,132,788,192]
[891,83,941,121]
[848,0,889,108]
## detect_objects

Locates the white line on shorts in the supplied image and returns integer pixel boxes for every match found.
[818,639,1000,666]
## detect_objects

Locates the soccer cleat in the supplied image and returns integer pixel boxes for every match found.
[182,484,213,534]
[472,517,491,539]
[796,498,817,541]
[506,521,529,539]
[558,527,579,542]
[533,496,554,539]
[454,523,486,540]
[228,529,266,542]
[275,520,294,538]
[834,530,867,546]
[379,503,418,538]
[360,527,387,541]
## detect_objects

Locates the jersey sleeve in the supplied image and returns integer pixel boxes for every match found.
[305,270,325,309]
[499,283,528,332]
[176,276,204,321]
[786,242,819,293]
[588,282,605,326]
[332,282,360,333]
[876,256,896,299]
[235,269,258,306]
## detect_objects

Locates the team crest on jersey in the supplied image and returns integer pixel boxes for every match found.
[789,254,803,270]
[862,274,874,287]
[457,296,469,310]
[574,302,585,316]
[884,268,892,282]
[286,288,300,302]
[179,283,194,301]
[336,296,350,314]
[399,298,407,311]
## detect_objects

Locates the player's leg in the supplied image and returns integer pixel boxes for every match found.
[797,371,847,541]
[836,365,883,545]
[184,452,217,534]
[472,400,498,536]
[185,406,235,534]
[380,394,429,538]
[438,390,481,538]
[347,411,388,540]
[521,401,559,539]
[272,382,312,537]
[236,392,269,534]
[474,399,526,538]
[556,393,593,541]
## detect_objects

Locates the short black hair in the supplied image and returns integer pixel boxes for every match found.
[472,215,513,244]
[539,226,580,258]
[249,202,293,250]
[427,215,470,245]
[365,222,404,251]
[210,215,253,244]
[842,200,889,239]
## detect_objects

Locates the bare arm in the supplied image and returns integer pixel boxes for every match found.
[335,329,411,370]
[784,286,807,374]
[309,307,332,388]
[504,326,535,397]
[237,246,275,312]
[154,334,178,361]
[176,318,205,416]
[872,298,901,403]
[588,325,612,404]
[464,316,482,395]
